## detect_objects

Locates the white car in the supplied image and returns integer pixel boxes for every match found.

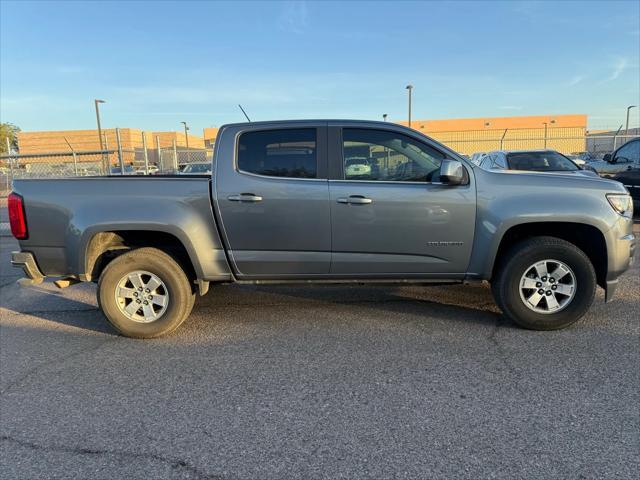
[345,157,373,177]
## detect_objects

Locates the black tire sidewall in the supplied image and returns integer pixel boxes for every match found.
[98,249,192,338]
[499,242,596,330]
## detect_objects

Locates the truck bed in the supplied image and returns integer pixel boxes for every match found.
[11,176,229,280]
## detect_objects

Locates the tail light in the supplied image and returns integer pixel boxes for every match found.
[8,192,28,239]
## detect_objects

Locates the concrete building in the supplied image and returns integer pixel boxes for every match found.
[17,128,205,156]
[399,114,588,155]
[16,114,590,160]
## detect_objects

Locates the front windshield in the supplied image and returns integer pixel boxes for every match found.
[506,152,578,172]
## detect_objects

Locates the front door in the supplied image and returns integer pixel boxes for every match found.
[328,126,476,276]
[215,125,331,277]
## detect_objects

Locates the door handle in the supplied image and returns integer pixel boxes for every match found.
[228,193,263,202]
[337,195,373,205]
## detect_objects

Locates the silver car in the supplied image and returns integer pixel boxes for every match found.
[478,150,596,175]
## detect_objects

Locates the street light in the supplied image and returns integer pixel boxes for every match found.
[542,122,548,149]
[405,85,413,128]
[382,114,388,122]
[94,99,106,150]
[625,105,637,135]
[94,99,107,173]
[181,121,190,149]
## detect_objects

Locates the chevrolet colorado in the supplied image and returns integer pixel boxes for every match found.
[9,120,636,338]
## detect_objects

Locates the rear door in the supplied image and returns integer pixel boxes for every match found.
[215,124,330,277]
[328,125,476,276]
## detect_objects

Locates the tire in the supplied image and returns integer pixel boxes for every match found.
[491,236,596,331]
[97,247,195,338]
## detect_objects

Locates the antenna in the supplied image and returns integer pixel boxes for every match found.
[238,104,251,122]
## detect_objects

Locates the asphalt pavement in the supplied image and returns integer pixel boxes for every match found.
[1,233,638,479]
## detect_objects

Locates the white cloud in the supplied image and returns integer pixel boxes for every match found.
[567,75,584,86]
[278,1,309,34]
[605,57,629,81]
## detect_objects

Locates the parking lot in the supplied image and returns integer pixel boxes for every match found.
[0,229,638,479]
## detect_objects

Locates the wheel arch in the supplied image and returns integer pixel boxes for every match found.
[490,222,607,289]
[81,228,200,284]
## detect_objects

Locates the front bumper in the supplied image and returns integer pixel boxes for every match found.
[11,251,45,286]
[604,222,636,302]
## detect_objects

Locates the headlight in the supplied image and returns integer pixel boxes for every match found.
[606,194,633,218]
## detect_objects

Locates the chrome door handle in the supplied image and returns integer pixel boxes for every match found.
[228,193,263,202]
[337,195,373,205]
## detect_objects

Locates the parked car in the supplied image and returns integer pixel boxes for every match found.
[585,139,640,177]
[470,152,486,165]
[610,140,640,211]
[179,162,212,175]
[9,120,635,338]
[568,152,603,163]
[479,150,596,176]
[110,165,136,175]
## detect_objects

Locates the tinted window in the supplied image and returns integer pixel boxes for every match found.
[616,140,639,163]
[506,151,578,171]
[342,128,445,182]
[238,129,317,178]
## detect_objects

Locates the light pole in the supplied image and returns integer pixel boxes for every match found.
[382,114,388,122]
[94,99,106,150]
[181,121,190,149]
[542,122,548,149]
[406,85,413,128]
[625,105,637,135]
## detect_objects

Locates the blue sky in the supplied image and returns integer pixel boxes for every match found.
[1,0,639,133]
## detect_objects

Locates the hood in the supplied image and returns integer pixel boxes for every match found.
[474,165,627,193]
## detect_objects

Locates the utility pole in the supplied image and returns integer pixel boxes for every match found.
[625,105,637,136]
[95,99,107,173]
[543,122,548,149]
[405,85,413,128]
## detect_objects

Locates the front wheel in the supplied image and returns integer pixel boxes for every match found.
[492,237,597,330]
[97,247,195,338]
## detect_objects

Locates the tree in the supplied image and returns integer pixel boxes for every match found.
[0,122,21,154]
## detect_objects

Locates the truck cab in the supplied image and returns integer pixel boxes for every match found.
[213,121,475,278]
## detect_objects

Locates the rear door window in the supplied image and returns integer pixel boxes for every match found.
[238,129,317,178]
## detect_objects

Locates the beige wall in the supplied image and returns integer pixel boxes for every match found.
[18,128,205,154]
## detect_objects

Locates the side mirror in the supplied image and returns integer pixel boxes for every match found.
[603,153,612,163]
[440,159,464,185]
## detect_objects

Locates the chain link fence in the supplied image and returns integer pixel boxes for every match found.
[1,127,215,197]
[2,127,638,198]
[425,127,639,157]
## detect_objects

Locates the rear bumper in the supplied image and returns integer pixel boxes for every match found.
[11,251,45,286]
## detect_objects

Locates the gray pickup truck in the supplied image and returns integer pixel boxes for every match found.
[9,120,636,338]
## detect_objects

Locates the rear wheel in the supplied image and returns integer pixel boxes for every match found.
[492,237,596,330]
[97,247,195,338]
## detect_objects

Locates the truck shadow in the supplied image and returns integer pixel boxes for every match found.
[191,282,513,331]
[2,281,514,338]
